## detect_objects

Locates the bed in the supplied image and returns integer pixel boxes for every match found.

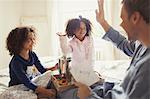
[0,68,9,94]
[0,57,130,95]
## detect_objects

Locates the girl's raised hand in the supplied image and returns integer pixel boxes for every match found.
[56,32,67,36]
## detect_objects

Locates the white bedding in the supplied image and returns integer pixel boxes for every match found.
[94,60,130,83]
[0,68,9,94]
[0,57,130,94]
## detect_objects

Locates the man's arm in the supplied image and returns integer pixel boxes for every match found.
[102,27,135,57]
[96,0,135,57]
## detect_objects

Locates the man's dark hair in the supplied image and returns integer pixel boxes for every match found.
[6,27,36,56]
[122,0,150,24]
[65,16,92,38]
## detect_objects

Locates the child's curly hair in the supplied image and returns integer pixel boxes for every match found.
[6,26,36,56]
[65,16,92,38]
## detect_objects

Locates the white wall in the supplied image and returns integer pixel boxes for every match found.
[22,0,47,16]
[0,0,23,69]
[0,0,53,69]
[21,0,52,57]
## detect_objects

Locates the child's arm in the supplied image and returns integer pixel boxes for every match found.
[46,63,58,71]
[12,60,56,97]
[32,52,47,73]
[12,61,38,91]
[33,51,58,72]
[57,32,72,56]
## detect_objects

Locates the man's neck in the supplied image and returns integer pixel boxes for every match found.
[139,23,150,47]
[146,36,150,47]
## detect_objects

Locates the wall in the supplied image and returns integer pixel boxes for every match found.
[0,0,53,69]
[21,0,52,57]
[0,0,23,69]
[22,0,47,16]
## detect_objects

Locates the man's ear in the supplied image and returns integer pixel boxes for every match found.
[130,12,141,24]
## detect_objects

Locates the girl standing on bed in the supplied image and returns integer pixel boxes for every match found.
[5,26,57,98]
[57,16,99,86]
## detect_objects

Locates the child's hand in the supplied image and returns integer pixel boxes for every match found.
[52,63,59,71]
[36,86,56,98]
[47,63,58,71]
[74,82,92,99]
[47,89,56,97]
[56,32,67,36]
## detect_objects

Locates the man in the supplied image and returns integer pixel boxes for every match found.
[75,0,150,99]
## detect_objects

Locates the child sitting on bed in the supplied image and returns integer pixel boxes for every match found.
[57,16,100,86]
[3,26,57,98]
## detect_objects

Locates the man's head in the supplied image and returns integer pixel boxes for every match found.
[120,0,150,44]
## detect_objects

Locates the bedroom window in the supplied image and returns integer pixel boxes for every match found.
[51,0,129,60]
[54,0,122,37]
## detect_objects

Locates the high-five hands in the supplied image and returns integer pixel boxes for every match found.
[95,0,105,24]
[95,0,110,32]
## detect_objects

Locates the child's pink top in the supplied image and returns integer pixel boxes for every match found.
[59,36,99,85]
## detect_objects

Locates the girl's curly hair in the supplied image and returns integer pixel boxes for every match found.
[65,16,92,38]
[6,26,36,56]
